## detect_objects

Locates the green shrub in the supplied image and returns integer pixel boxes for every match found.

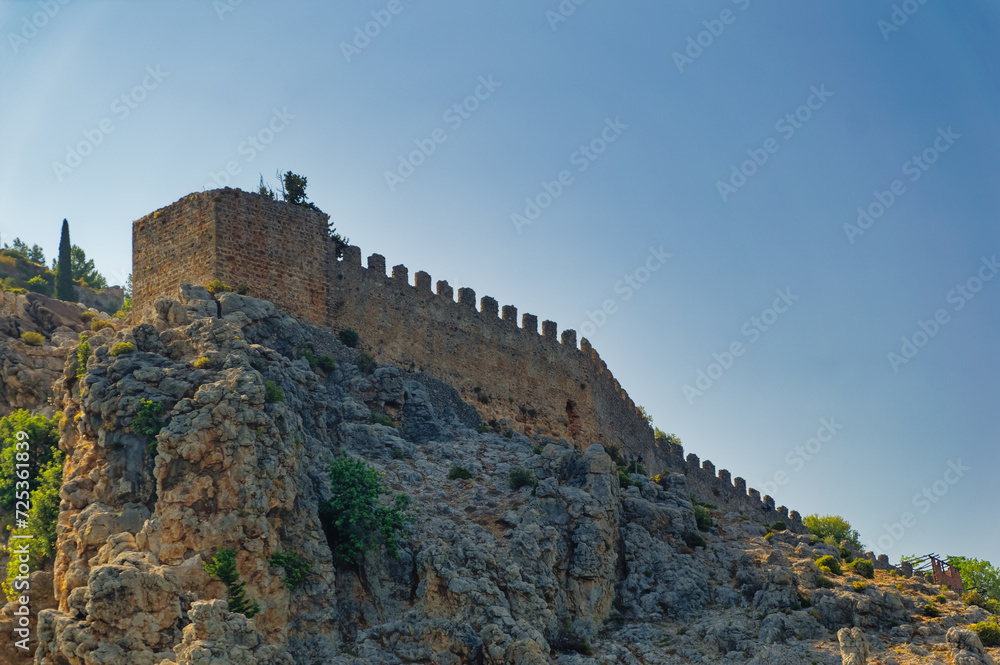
[204,278,232,294]
[852,581,868,592]
[815,575,834,589]
[986,599,1000,615]
[302,347,318,369]
[694,505,713,532]
[0,411,60,511]
[338,329,360,348]
[90,319,112,332]
[2,447,61,600]
[509,468,536,492]
[922,603,941,617]
[264,380,285,403]
[617,466,635,488]
[133,399,164,438]
[803,514,864,552]
[533,445,543,455]
[764,532,775,542]
[267,551,312,590]
[964,590,986,607]
[325,456,413,565]
[772,521,787,532]
[847,559,875,579]
[76,338,91,380]
[970,618,1000,647]
[448,466,473,480]
[236,284,250,296]
[193,356,215,369]
[683,531,706,549]
[357,353,377,373]
[475,423,491,433]
[370,413,395,427]
[816,555,842,576]
[25,275,52,296]
[318,355,336,372]
[934,594,947,604]
[80,311,96,322]
[20,331,44,346]
[110,342,135,356]
[203,548,260,617]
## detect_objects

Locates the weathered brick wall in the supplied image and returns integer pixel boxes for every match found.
[658,443,808,534]
[133,193,217,318]
[133,189,663,470]
[326,248,659,466]
[212,189,328,326]
[134,189,329,326]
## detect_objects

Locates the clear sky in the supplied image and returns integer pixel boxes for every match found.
[1,1,997,562]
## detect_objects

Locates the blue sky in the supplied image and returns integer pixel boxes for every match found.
[1,1,997,562]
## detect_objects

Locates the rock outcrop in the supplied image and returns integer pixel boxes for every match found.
[0,291,94,416]
[2,284,994,665]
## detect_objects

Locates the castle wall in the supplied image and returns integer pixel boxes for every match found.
[133,189,330,326]
[326,247,657,467]
[133,193,218,317]
[658,442,808,534]
[213,190,329,326]
[131,188,814,528]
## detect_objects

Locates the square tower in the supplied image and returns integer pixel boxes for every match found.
[132,188,330,325]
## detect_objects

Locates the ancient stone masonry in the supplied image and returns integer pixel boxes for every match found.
[326,244,659,469]
[134,188,661,470]
[133,189,329,326]
[658,441,809,534]
[131,188,812,528]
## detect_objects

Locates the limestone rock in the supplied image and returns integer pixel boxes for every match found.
[948,627,996,665]
[162,600,295,665]
[838,626,870,665]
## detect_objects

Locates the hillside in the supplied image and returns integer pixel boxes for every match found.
[0,285,997,664]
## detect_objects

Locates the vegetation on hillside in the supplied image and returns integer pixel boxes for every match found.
[323,456,413,565]
[0,410,63,600]
[803,513,865,552]
[2,221,114,307]
[203,548,260,617]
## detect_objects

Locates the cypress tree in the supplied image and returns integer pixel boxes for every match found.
[56,219,73,300]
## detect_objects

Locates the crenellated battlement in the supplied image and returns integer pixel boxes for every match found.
[664,443,807,533]
[131,188,809,529]
[326,240,657,462]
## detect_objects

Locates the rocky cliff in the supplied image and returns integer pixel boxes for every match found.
[1,286,997,664]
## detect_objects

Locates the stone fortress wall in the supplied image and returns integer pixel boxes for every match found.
[133,188,811,529]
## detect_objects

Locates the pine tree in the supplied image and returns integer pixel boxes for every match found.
[55,219,73,300]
